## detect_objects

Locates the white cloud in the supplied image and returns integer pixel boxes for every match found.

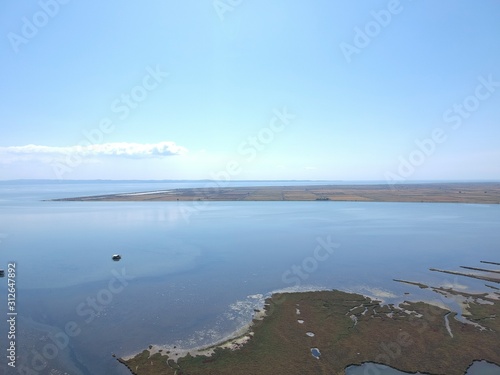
[0,142,187,163]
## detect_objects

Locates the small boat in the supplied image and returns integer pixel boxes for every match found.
[0,269,4,277]
[112,254,121,261]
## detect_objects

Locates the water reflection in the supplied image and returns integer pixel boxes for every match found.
[346,360,500,375]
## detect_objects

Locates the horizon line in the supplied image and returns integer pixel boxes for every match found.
[1,179,500,183]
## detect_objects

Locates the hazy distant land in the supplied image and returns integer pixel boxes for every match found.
[52,182,500,204]
[119,260,500,375]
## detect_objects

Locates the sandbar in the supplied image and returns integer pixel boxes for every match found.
[52,182,500,204]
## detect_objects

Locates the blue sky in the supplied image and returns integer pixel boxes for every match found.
[1,0,499,181]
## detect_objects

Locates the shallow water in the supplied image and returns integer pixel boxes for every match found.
[0,181,499,374]
[311,347,321,359]
[346,360,500,375]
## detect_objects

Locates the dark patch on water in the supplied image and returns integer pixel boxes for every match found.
[311,347,321,359]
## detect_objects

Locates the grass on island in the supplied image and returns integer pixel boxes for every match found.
[120,267,500,375]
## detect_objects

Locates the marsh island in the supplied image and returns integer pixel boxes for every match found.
[119,262,500,375]
[52,182,500,204]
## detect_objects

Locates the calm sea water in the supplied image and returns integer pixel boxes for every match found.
[0,181,498,375]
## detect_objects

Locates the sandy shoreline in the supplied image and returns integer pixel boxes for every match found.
[120,305,268,363]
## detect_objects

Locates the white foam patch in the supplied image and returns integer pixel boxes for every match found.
[225,294,265,322]
[440,281,469,290]
[271,285,330,295]
[155,293,267,353]
[351,286,397,300]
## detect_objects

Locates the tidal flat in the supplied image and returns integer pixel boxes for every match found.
[120,262,500,375]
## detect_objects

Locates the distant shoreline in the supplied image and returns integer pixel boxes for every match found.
[51,182,500,204]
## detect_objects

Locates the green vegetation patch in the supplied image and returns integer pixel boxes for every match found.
[121,290,499,375]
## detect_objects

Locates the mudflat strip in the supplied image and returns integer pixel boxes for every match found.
[52,182,500,204]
